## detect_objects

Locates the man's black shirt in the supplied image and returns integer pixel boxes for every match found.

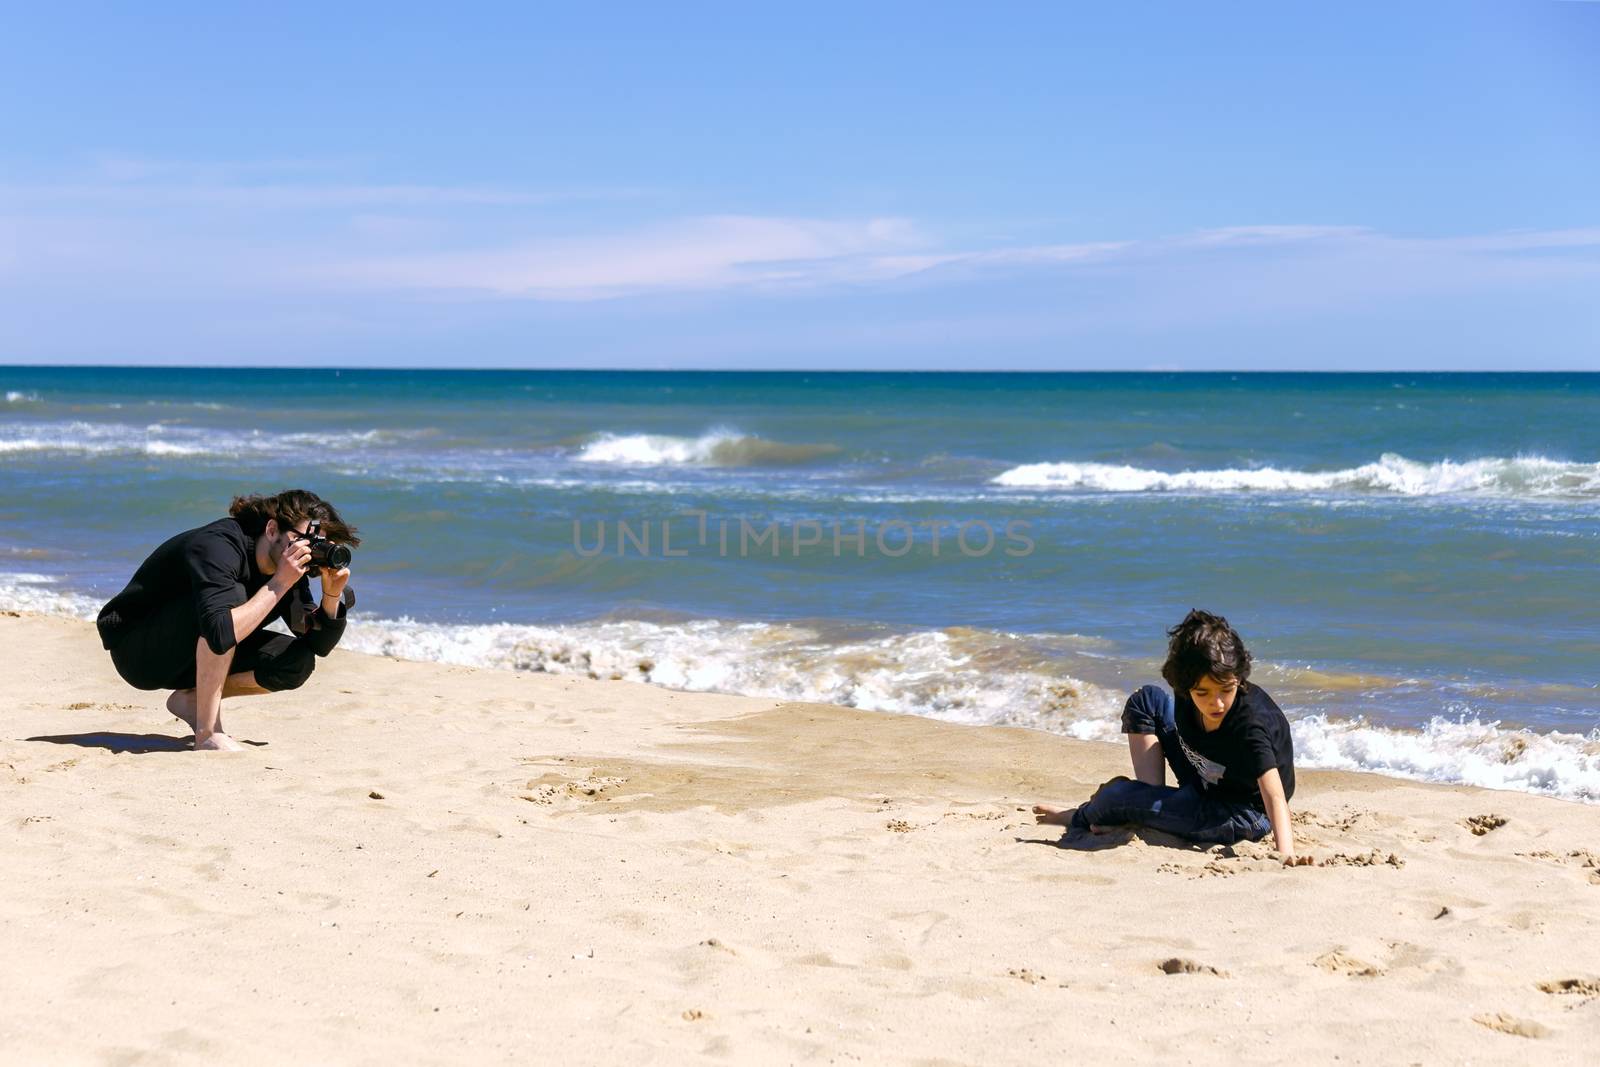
[97,517,351,656]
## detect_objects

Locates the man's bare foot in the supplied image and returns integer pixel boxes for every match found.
[166,690,197,728]
[194,732,244,752]
[166,690,222,734]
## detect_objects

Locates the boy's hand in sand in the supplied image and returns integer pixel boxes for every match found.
[1279,852,1315,868]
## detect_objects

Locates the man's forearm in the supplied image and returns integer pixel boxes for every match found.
[229,583,285,644]
[309,587,351,656]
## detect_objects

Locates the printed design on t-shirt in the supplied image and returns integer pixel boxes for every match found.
[1178,733,1226,787]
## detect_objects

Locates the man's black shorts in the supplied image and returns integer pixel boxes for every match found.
[106,595,314,692]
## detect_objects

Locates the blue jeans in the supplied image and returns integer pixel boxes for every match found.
[1069,685,1271,846]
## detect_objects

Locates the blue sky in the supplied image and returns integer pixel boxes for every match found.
[1,2,1596,369]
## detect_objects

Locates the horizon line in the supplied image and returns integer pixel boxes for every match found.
[3,363,1598,375]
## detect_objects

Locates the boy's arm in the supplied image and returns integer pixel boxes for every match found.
[1257,767,1308,865]
[1129,733,1165,786]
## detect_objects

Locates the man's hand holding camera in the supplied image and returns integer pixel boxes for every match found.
[318,564,351,618]
[275,520,354,618]
[269,533,313,597]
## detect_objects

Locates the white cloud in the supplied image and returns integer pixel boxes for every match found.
[311,218,1600,303]
[2,162,1597,317]
[317,215,934,299]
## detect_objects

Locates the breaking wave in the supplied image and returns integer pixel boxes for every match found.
[1293,713,1600,801]
[992,453,1600,498]
[577,428,841,467]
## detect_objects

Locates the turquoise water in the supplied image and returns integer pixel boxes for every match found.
[4,368,1597,797]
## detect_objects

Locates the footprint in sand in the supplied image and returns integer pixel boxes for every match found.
[885,819,913,833]
[1463,813,1508,836]
[1160,957,1227,977]
[888,909,951,949]
[1007,968,1065,987]
[1516,849,1600,884]
[794,952,845,968]
[1472,1013,1551,1039]
[1029,871,1116,887]
[942,809,1006,822]
[1537,977,1600,998]
[1314,949,1383,978]
[517,774,628,806]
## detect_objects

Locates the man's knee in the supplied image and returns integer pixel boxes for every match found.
[196,635,236,663]
[262,643,316,692]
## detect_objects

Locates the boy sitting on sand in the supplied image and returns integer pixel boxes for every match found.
[1035,609,1309,865]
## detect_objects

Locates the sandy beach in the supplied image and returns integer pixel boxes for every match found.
[3,611,1597,1065]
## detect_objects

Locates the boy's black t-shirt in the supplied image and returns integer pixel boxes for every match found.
[1173,683,1296,810]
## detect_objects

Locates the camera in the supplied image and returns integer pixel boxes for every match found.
[301,520,352,573]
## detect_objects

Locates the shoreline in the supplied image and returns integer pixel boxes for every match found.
[5,578,1599,805]
[4,611,1598,1063]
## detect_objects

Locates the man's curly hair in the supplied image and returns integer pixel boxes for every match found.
[228,489,360,547]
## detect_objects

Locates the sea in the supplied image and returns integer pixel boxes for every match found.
[3,367,1597,800]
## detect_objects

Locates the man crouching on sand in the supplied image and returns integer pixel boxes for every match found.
[1034,609,1310,866]
[95,490,359,751]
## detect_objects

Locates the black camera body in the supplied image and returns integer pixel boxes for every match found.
[302,520,352,573]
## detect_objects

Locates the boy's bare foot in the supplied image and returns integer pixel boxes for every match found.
[195,732,244,752]
[1033,804,1113,833]
[1033,804,1073,826]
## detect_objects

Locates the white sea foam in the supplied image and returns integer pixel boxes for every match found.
[992,452,1600,498]
[339,614,1125,736]
[5,572,1594,802]
[4,390,41,404]
[0,572,104,617]
[577,428,840,467]
[0,420,404,459]
[1292,713,1600,801]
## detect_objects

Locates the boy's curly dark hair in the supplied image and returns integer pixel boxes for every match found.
[1161,608,1252,693]
[229,489,361,547]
